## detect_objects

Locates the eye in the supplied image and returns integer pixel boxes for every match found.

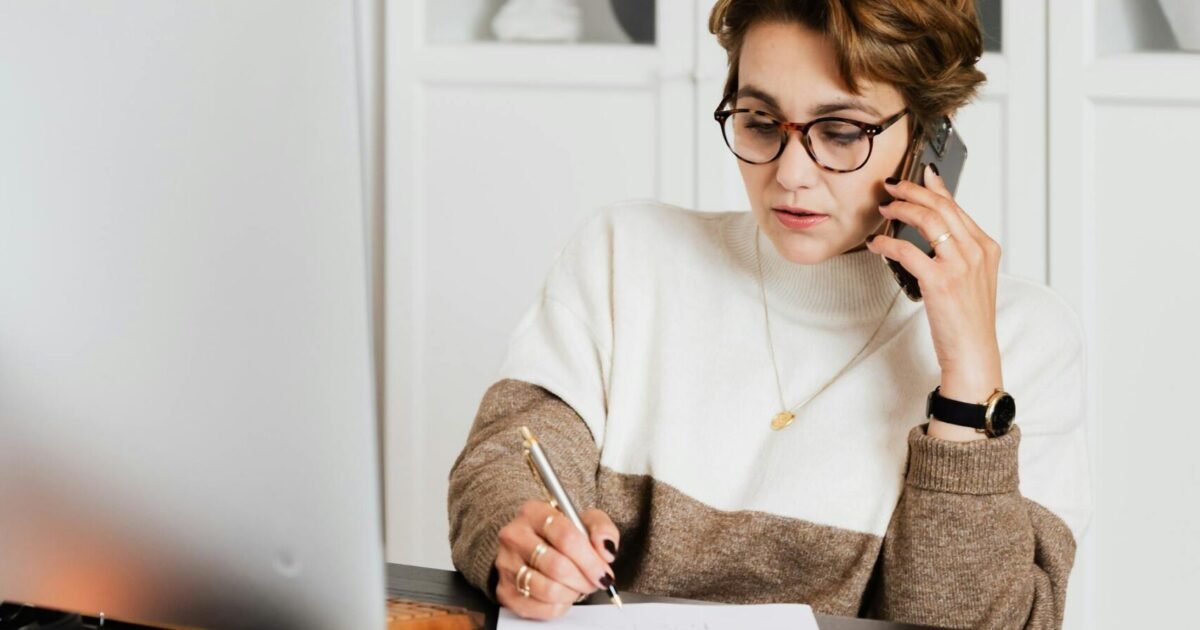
[816,121,867,146]
[741,118,779,135]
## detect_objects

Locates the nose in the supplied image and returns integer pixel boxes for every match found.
[774,130,823,191]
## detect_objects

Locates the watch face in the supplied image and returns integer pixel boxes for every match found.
[990,394,1017,433]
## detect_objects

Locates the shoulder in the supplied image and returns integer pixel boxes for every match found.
[553,199,734,272]
[995,273,1086,352]
[574,198,729,241]
[994,274,1088,428]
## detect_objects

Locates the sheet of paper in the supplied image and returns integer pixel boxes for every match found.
[497,602,819,630]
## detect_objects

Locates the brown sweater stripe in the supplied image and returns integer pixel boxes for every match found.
[448,378,1078,629]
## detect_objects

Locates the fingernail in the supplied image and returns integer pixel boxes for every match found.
[885,176,900,186]
[604,539,617,558]
[927,162,939,176]
[599,574,614,588]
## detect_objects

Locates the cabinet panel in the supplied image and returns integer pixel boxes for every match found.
[1091,103,1200,628]
[394,83,660,568]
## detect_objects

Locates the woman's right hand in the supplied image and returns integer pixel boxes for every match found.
[494,499,620,620]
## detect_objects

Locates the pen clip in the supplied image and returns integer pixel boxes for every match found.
[522,438,559,510]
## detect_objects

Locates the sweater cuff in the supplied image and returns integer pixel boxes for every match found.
[458,499,525,603]
[905,423,1021,495]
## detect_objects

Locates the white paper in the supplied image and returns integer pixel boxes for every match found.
[497,602,819,630]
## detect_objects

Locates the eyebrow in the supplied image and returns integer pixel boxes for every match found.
[733,85,882,118]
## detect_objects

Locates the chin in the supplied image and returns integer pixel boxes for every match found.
[764,229,837,265]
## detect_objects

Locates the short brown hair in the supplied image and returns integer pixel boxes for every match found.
[708,0,987,133]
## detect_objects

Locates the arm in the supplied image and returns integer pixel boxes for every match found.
[447,378,602,600]
[868,304,1091,629]
[866,171,1091,628]
[870,425,1079,629]
[448,208,617,600]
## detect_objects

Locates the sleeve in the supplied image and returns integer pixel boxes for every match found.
[494,207,615,447]
[446,209,615,599]
[446,379,602,600]
[867,293,1092,629]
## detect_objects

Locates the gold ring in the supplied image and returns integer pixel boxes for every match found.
[520,566,536,596]
[530,542,549,571]
[516,565,531,597]
[930,231,953,250]
[543,514,555,534]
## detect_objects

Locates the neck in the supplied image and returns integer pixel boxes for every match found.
[721,211,899,324]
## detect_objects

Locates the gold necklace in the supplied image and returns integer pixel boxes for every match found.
[754,225,903,430]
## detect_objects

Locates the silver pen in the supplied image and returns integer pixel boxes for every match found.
[520,426,624,608]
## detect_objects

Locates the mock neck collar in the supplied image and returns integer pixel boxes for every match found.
[721,210,901,324]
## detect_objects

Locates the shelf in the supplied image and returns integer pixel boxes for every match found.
[1095,0,1200,55]
[424,0,654,46]
[1084,53,1200,102]
[414,42,664,87]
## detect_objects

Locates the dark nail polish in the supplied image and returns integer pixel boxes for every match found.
[885,176,900,186]
[604,539,618,557]
[928,162,939,176]
[866,234,877,244]
[599,574,614,588]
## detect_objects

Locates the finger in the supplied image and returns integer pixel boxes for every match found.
[495,545,584,605]
[581,509,621,563]
[923,165,990,242]
[498,545,582,605]
[883,177,972,246]
[522,501,613,591]
[922,163,953,200]
[879,200,963,258]
[498,519,594,595]
[496,579,571,621]
[886,172,954,210]
[867,234,937,281]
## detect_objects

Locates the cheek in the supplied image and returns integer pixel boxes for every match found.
[736,162,773,200]
[829,175,886,222]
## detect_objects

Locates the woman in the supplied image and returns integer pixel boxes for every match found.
[448,1,1090,628]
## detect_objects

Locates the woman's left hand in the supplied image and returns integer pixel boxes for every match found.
[866,164,1003,441]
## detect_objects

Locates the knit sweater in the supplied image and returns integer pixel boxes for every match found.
[448,200,1091,629]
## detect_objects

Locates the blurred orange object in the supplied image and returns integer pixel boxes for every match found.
[386,597,484,630]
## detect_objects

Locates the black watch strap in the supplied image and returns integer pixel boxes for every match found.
[925,386,1016,437]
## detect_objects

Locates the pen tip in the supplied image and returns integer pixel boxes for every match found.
[612,591,624,608]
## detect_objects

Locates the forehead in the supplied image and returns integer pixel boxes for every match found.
[736,21,901,117]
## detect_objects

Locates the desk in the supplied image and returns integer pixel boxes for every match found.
[2,564,941,629]
[387,563,941,630]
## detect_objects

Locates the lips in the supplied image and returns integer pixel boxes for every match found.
[773,206,827,217]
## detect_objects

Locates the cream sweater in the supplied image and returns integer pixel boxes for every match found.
[449,199,1092,629]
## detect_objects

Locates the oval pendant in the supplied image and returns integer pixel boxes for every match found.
[770,411,795,431]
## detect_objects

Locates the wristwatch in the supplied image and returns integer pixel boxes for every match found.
[925,386,1016,437]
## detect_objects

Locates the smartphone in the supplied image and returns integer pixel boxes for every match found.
[882,115,968,302]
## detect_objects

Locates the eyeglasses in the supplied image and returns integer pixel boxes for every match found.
[713,101,908,173]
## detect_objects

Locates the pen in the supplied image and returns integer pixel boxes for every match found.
[519,426,624,608]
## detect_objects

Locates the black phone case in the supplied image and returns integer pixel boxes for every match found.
[883,116,968,301]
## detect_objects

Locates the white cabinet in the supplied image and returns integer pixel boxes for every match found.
[386,0,697,570]
[1050,2,1200,628]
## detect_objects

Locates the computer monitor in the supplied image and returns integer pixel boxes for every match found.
[0,1,385,628]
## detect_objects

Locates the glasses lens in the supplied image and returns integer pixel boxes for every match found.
[808,119,871,171]
[722,111,781,164]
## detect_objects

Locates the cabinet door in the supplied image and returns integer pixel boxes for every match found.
[1050,1,1200,628]
[386,1,695,569]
